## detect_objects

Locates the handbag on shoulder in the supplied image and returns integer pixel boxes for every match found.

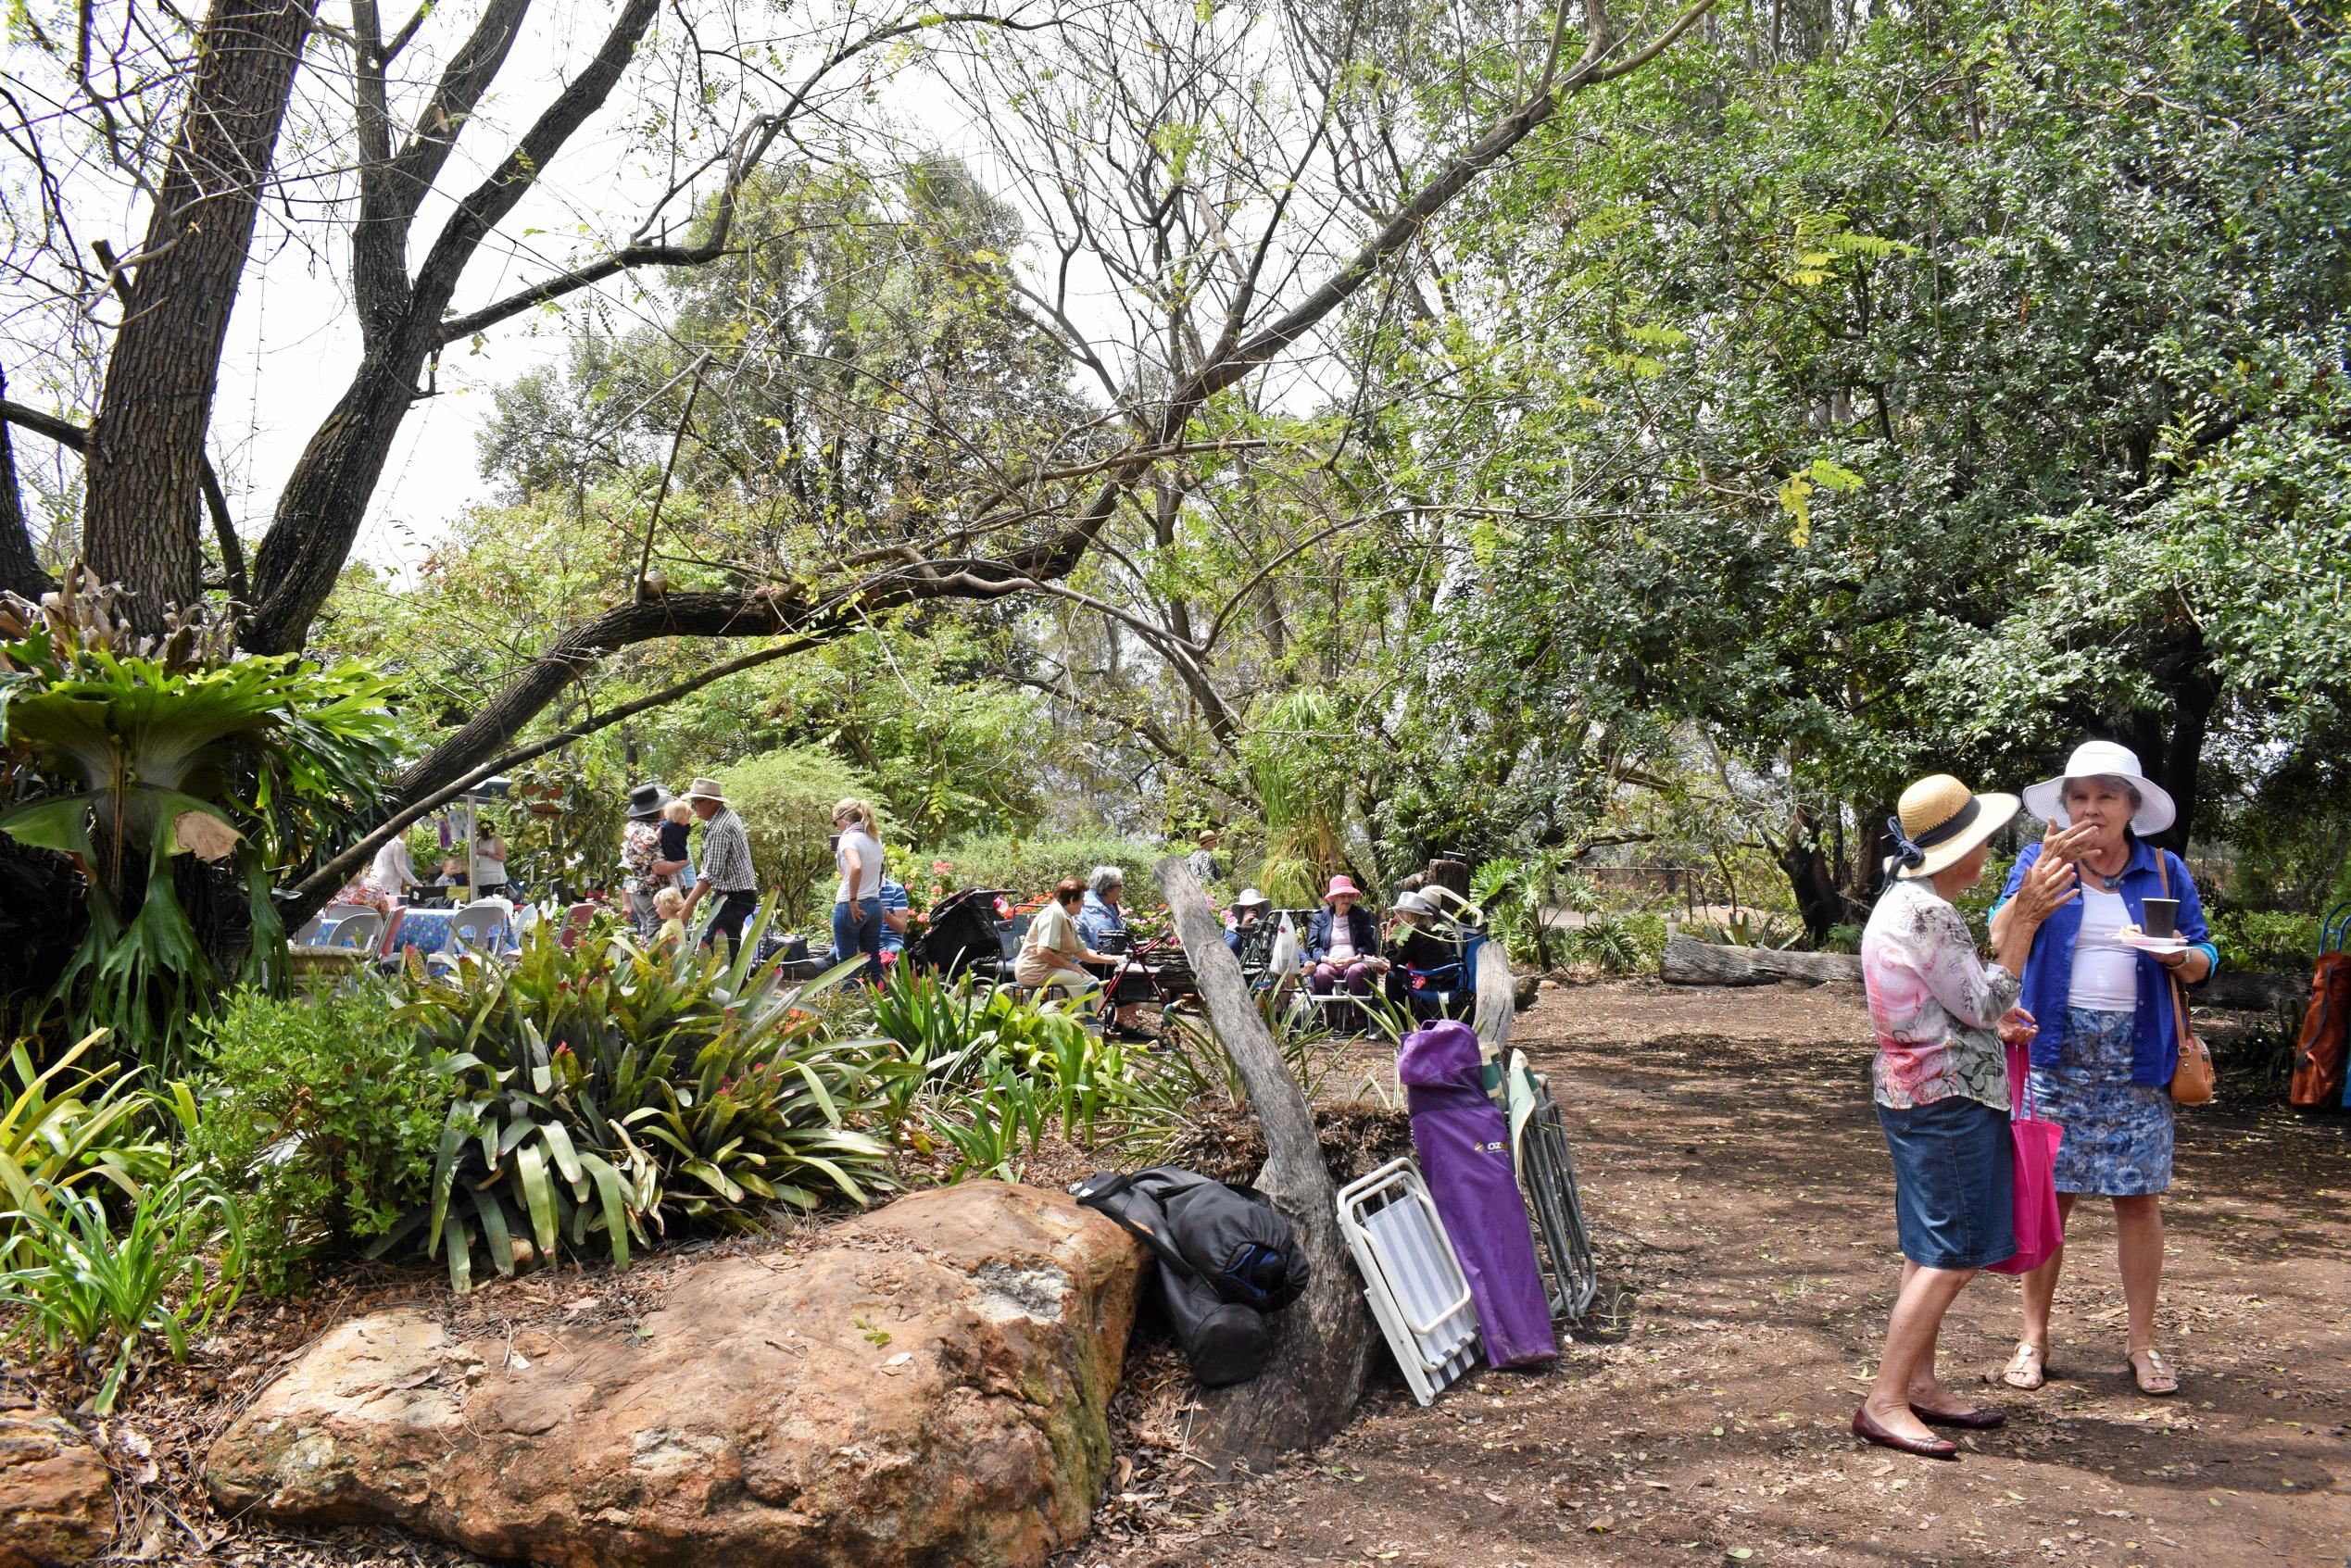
[2156,853,2215,1106]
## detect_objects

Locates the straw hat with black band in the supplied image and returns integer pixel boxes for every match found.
[1886,773,2019,881]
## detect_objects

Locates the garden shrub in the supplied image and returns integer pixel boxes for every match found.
[191,986,449,1291]
[719,746,891,922]
[913,832,1163,904]
[394,932,897,1289]
[2207,909,2321,972]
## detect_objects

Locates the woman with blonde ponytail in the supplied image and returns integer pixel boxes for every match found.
[831,797,885,982]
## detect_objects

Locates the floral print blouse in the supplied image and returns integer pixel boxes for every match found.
[1861,877,2019,1113]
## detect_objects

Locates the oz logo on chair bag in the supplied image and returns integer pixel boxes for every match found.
[1470,1138,1505,1156]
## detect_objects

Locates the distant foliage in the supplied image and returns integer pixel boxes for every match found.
[720,746,891,923]
[915,832,1163,903]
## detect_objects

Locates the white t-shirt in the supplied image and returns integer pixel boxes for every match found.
[2068,887,2141,1012]
[834,826,883,901]
[364,838,419,896]
[471,837,507,887]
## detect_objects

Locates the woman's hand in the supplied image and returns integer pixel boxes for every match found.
[2036,819,2100,867]
[1997,1005,2039,1047]
[2009,848,2081,924]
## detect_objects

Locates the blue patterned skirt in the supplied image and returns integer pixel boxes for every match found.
[2031,1007,2174,1197]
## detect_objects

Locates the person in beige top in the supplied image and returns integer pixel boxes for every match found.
[1016,880,1113,998]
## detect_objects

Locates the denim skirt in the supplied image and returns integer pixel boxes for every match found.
[1876,1095,2015,1270]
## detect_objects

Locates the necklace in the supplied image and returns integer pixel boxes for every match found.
[2086,855,2128,893]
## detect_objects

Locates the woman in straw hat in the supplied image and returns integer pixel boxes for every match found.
[1854,772,2077,1458]
[1990,741,2218,1399]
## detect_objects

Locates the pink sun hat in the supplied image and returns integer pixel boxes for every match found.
[1324,874,1363,901]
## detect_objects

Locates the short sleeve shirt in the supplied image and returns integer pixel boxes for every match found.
[877,879,911,954]
[1861,877,2019,1113]
[697,807,756,894]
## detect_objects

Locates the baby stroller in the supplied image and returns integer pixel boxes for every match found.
[903,887,1015,981]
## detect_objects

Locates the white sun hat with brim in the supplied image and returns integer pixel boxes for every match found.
[2020,740,2177,836]
[1887,773,2020,881]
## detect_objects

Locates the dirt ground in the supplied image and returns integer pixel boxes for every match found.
[41,980,2348,1566]
[1075,980,2351,1568]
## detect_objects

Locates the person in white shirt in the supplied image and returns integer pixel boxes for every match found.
[363,835,422,902]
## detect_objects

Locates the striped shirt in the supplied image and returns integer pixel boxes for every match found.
[877,879,911,954]
[696,807,756,893]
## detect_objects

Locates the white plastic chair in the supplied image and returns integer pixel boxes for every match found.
[320,910,383,954]
[447,900,512,956]
[1337,1158,1480,1405]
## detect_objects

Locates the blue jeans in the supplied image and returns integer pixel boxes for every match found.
[833,897,882,983]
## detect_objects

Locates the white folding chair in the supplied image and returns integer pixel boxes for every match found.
[319,909,383,954]
[446,900,513,957]
[1337,1158,1480,1405]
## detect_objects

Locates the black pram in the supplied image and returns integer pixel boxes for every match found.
[902,886,1015,981]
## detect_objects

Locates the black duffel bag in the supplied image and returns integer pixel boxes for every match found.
[1071,1166,1310,1386]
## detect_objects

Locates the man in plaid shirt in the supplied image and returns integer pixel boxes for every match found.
[679,776,759,955]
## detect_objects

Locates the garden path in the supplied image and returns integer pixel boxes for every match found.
[1076,979,2351,1568]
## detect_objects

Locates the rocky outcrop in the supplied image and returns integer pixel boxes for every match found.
[0,1386,113,1568]
[207,1182,1145,1568]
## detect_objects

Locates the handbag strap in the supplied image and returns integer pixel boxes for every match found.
[2009,1039,2038,1121]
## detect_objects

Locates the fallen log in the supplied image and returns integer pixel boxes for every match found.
[1659,935,2303,1013]
[1659,935,1862,987]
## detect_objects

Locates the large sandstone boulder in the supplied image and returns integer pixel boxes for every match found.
[207,1182,1145,1568]
[0,1386,113,1568]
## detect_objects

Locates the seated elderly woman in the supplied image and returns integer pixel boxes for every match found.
[1304,874,1387,995]
[1077,865,1150,1038]
[1015,879,1113,998]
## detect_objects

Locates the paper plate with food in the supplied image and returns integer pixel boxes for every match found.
[2114,922,2188,955]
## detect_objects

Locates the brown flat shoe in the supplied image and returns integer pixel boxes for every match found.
[1912,1403,2007,1430]
[1852,1407,1959,1460]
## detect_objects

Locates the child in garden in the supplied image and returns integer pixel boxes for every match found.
[659,797,696,884]
[653,886,689,951]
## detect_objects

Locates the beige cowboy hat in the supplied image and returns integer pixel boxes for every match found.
[679,776,729,805]
[2021,739,2178,836]
[1887,773,2019,880]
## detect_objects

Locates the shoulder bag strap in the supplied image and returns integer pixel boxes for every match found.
[2154,852,2194,1053]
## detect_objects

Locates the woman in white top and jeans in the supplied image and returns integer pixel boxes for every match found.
[831,797,886,983]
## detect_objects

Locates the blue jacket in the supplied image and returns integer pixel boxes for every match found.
[1076,890,1126,951]
[1304,904,1380,966]
[1994,838,2219,1086]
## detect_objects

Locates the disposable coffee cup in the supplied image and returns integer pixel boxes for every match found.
[2140,897,2180,939]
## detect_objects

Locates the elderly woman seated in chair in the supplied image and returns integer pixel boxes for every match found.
[1304,875,1387,996]
[1225,886,1278,981]
[1383,890,1466,1015]
[1015,879,1113,999]
[1078,864,1150,1037]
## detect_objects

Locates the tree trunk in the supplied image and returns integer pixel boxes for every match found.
[1151,855,1371,1468]
[0,368,57,598]
[1775,803,1849,944]
[82,0,318,626]
[1659,934,1862,986]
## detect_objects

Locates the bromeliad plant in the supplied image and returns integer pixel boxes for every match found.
[1,1030,178,1240]
[0,573,403,1070]
[392,927,899,1289]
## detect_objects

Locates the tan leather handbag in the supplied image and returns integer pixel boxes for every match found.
[2156,853,2215,1105]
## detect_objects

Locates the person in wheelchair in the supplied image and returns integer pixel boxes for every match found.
[1384,890,1472,1018]
[1225,887,1277,984]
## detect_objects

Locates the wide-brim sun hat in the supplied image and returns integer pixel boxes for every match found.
[680,776,728,805]
[1888,773,2020,880]
[2020,740,2178,836]
[1390,891,1430,916]
[625,781,673,822]
[1325,874,1362,901]
[1233,886,1269,909]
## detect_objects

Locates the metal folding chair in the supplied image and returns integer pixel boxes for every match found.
[1493,1045,1599,1322]
[1337,1158,1480,1405]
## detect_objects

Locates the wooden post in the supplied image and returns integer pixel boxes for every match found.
[1473,938,1517,1059]
[1151,856,1371,1466]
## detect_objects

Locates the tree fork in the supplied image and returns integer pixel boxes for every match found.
[1151,855,1372,1466]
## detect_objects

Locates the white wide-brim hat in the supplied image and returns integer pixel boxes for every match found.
[2021,741,2177,835]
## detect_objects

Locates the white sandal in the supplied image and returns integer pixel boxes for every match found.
[2002,1340,2048,1390]
[2128,1346,2180,1396]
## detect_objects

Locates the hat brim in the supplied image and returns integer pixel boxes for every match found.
[680,791,726,805]
[1895,792,2020,879]
[2021,772,2176,836]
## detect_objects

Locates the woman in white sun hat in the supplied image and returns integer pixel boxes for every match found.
[1990,740,2219,1399]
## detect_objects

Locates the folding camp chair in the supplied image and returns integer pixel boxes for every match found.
[1491,1044,1598,1322]
[1337,1158,1480,1405]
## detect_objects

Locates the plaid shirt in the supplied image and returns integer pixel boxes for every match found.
[696,806,756,893]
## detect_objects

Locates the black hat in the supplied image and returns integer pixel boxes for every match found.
[626,781,673,822]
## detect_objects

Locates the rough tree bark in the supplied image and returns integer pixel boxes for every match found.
[0,368,57,598]
[1658,934,1863,986]
[82,0,319,626]
[1151,855,1372,1467]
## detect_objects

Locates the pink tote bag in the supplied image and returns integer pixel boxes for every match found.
[1988,1042,2065,1276]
